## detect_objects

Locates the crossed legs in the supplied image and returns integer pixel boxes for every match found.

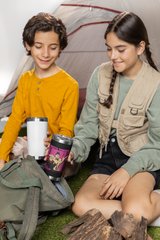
[72,174,122,219]
[72,172,160,224]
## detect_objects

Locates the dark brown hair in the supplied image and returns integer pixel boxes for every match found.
[23,12,68,55]
[103,11,158,109]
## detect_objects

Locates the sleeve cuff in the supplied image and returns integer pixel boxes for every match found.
[71,141,89,163]
[0,154,9,163]
[71,146,78,161]
[121,159,142,177]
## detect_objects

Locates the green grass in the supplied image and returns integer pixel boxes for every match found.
[32,148,160,240]
[1,127,160,239]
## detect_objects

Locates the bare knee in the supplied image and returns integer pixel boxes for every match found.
[72,194,90,217]
[122,200,152,222]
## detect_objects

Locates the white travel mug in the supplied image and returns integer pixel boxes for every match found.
[27,117,48,160]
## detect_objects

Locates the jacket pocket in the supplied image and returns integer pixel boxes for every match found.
[129,133,149,152]
[96,100,112,125]
[98,83,110,98]
[97,83,113,126]
[129,95,145,115]
[123,115,145,129]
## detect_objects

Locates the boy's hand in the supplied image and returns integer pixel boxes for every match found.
[43,131,51,161]
[23,136,27,141]
[44,145,50,161]
[44,131,51,146]
[100,168,130,200]
[23,131,51,146]
[0,159,6,170]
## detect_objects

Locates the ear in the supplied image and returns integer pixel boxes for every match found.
[25,41,31,51]
[137,41,145,55]
[58,48,63,57]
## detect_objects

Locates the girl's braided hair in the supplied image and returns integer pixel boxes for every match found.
[103,12,158,109]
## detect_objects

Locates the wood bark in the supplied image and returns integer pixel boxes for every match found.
[61,208,100,234]
[61,209,154,240]
[97,226,123,240]
[65,211,110,240]
[131,217,149,240]
[111,210,138,238]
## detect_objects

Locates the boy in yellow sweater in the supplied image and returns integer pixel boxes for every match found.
[0,12,79,170]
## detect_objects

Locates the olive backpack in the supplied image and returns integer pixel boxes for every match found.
[0,155,74,240]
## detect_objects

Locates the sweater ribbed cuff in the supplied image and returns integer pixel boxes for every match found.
[71,146,78,161]
[121,159,142,178]
[0,154,9,163]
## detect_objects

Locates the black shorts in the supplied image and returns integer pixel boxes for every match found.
[89,137,160,190]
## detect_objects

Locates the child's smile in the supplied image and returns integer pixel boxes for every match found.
[25,31,61,78]
[106,32,144,79]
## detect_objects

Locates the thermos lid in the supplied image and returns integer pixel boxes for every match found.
[27,117,48,122]
[52,134,73,145]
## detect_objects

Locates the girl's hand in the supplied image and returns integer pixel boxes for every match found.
[0,159,6,170]
[67,151,74,162]
[100,168,131,199]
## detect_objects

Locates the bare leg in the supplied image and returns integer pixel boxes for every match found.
[72,174,122,218]
[122,172,160,224]
[72,172,160,224]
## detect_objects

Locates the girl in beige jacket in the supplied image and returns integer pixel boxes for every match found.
[68,12,160,226]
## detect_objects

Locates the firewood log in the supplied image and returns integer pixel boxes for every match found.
[131,217,151,240]
[61,208,100,234]
[61,209,153,240]
[110,210,138,238]
[65,210,110,240]
[97,225,123,240]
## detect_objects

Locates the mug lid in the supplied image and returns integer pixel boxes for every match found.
[52,134,73,145]
[27,117,48,122]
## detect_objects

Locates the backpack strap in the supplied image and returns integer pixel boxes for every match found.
[0,175,42,189]
[0,162,43,240]
[1,162,21,178]
[17,187,40,240]
[1,187,41,240]
[1,186,49,240]
[0,159,22,173]
[0,159,42,190]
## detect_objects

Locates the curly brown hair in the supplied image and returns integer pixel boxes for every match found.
[22,12,68,55]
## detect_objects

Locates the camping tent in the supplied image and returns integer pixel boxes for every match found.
[1,0,160,119]
[0,0,64,119]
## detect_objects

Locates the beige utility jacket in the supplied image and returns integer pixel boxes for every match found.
[97,61,160,157]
